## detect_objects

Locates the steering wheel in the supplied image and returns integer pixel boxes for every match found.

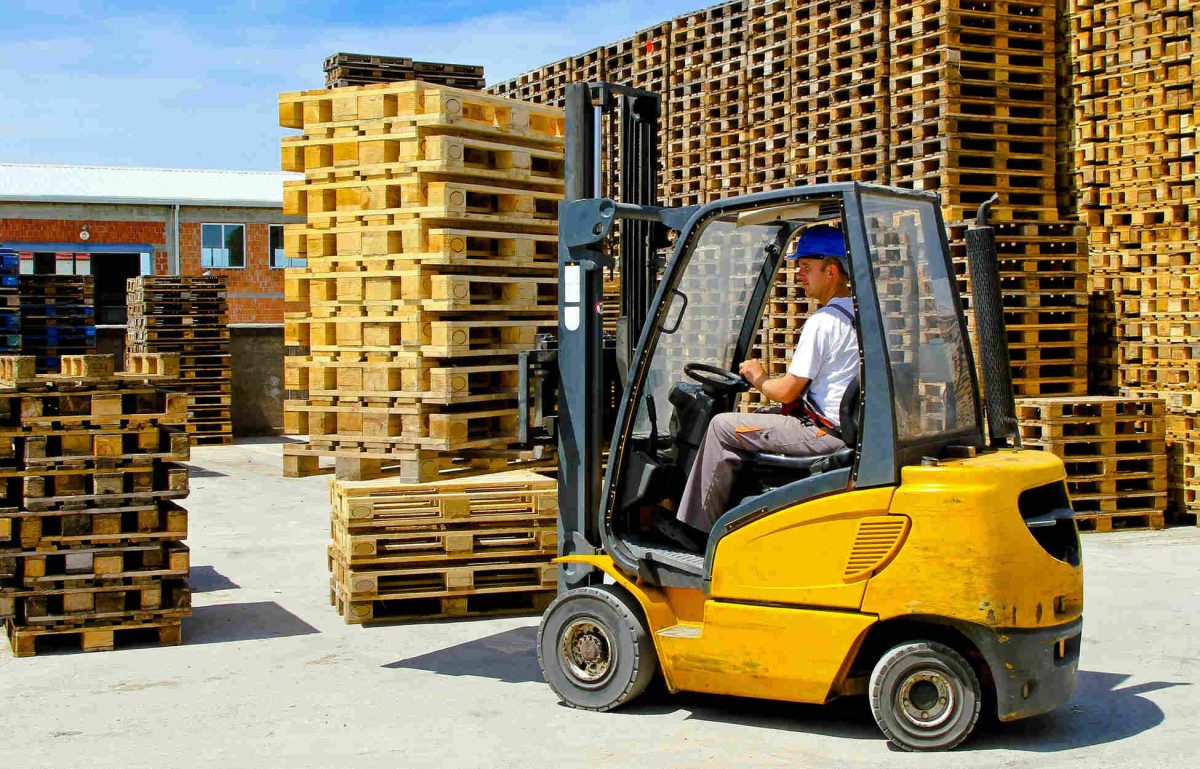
[684,363,751,395]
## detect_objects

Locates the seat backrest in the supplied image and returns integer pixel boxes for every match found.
[839,375,861,448]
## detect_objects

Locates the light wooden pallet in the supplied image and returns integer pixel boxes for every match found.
[331,469,556,524]
[282,441,551,482]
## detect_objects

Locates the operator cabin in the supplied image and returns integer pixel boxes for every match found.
[655,224,859,552]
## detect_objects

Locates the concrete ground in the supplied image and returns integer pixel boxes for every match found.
[2,438,1197,769]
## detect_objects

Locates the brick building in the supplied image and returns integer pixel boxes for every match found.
[0,163,300,324]
[0,163,300,435]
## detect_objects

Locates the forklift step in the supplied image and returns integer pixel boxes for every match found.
[657,623,702,639]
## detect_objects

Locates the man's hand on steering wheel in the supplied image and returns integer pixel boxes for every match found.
[739,359,767,390]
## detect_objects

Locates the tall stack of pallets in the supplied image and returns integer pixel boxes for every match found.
[327,470,557,623]
[0,354,191,656]
[0,248,19,355]
[323,53,486,90]
[278,81,565,482]
[1017,396,1169,530]
[793,0,891,187]
[486,0,1200,524]
[888,0,1089,399]
[18,275,97,374]
[1068,0,1200,522]
[126,277,233,446]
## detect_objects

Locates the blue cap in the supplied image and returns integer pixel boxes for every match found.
[787,224,849,274]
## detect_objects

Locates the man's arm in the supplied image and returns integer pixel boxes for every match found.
[738,359,810,404]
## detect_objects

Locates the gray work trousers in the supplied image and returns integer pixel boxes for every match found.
[675,409,845,533]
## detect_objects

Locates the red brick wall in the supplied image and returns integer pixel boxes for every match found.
[0,218,169,277]
[1,215,285,325]
[178,222,283,323]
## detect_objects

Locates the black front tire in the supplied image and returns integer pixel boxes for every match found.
[869,641,982,751]
[537,585,658,712]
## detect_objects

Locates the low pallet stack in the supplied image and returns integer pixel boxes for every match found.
[327,470,557,623]
[324,53,486,90]
[279,80,565,483]
[0,248,18,354]
[1017,396,1168,531]
[126,277,233,446]
[0,353,191,657]
[18,275,96,373]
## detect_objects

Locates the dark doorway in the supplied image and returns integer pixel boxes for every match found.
[92,253,142,325]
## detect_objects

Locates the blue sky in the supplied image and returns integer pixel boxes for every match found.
[0,0,705,170]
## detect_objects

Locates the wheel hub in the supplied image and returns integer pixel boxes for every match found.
[896,670,955,729]
[559,618,615,686]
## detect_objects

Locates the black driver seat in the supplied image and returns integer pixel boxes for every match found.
[749,375,860,479]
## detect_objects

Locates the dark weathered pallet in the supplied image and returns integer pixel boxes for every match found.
[1075,510,1166,533]
[5,617,183,657]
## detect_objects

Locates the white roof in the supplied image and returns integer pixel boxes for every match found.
[0,163,299,208]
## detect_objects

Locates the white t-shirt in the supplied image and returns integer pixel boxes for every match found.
[787,296,859,426]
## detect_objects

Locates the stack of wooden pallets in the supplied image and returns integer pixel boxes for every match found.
[889,0,1089,398]
[278,81,565,482]
[485,0,1200,524]
[327,470,557,623]
[745,0,791,192]
[18,275,96,374]
[324,53,485,90]
[0,248,18,354]
[793,0,891,187]
[0,354,191,656]
[1017,396,1168,531]
[1067,0,1200,522]
[126,277,232,446]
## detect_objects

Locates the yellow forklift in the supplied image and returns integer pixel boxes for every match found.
[518,83,1083,751]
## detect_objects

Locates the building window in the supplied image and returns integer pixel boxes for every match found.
[269,224,305,268]
[201,223,245,268]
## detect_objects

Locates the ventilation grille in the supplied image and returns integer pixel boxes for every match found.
[843,517,910,582]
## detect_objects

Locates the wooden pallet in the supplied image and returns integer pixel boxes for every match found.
[288,402,521,451]
[2,541,190,587]
[1,501,187,548]
[282,128,564,183]
[282,441,551,482]
[332,469,556,524]
[279,80,566,142]
[331,520,556,565]
[1075,510,1166,533]
[330,578,553,624]
[5,617,183,657]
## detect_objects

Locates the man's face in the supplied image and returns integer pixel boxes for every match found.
[794,256,835,299]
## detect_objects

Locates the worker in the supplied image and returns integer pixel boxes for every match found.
[656,224,860,550]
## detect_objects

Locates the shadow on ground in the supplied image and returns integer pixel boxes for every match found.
[384,626,542,684]
[184,601,319,644]
[385,627,1186,751]
[186,467,228,478]
[971,670,1188,752]
[189,565,240,593]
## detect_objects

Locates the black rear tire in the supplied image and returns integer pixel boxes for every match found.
[537,585,658,711]
[869,641,982,751]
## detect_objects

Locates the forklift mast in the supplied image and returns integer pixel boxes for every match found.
[523,82,687,590]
